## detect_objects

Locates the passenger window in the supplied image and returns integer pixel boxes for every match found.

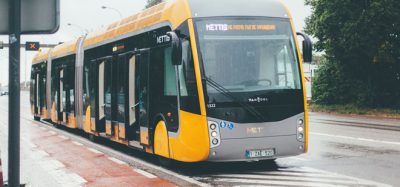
[164,47,177,96]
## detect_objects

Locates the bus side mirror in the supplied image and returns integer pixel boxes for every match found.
[296,32,313,63]
[167,31,182,66]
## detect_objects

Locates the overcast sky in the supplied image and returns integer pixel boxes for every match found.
[0,0,311,86]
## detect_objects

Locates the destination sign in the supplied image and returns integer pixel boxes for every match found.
[206,24,276,31]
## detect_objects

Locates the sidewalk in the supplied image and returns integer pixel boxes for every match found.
[0,120,176,187]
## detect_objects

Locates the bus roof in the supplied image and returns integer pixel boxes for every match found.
[51,38,80,59]
[32,49,49,65]
[83,0,191,49]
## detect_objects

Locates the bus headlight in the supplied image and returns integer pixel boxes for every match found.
[298,119,304,125]
[210,123,217,130]
[208,121,221,148]
[297,126,304,133]
[297,118,305,142]
[212,138,219,145]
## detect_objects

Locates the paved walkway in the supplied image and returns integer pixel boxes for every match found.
[0,114,176,187]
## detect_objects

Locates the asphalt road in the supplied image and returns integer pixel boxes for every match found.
[1,92,399,187]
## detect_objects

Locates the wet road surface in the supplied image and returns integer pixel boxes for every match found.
[1,92,399,186]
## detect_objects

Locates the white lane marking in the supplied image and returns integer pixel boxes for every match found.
[72,141,83,146]
[58,135,69,140]
[49,131,57,135]
[41,160,65,170]
[40,127,47,131]
[198,167,391,187]
[311,132,400,146]
[289,156,310,161]
[67,173,87,185]
[87,148,103,155]
[302,167,392,187]
[108,157,128,165]
[252,170,351,179]
[134,169,157,179]
[213,178,340,187]
[213,173,368,186]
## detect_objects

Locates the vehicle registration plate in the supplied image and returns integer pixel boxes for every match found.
[246,149,275,158]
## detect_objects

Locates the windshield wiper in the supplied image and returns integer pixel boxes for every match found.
[204,77,266,122]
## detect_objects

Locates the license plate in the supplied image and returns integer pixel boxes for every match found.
[246,149,275,158]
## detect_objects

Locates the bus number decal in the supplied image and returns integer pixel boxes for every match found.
[207,103,216,108]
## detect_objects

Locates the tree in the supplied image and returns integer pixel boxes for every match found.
[146,0,162,8]
[306,0,400,107]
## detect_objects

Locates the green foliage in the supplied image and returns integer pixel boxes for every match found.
[306,0,400,108]
[146,0,162,8]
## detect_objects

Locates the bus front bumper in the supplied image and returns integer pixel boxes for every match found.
[207,134,305,162]
[206,113,306,162]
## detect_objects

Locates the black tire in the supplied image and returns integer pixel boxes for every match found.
[34,116,40,121]
[53,123,60,128]
[88,134,97,142]
[158,156,176,168]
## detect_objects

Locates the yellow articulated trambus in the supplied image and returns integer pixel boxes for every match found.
[31,0,312,163]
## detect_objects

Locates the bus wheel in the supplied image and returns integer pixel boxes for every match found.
[34,116,40,121]
[53,123,60,128]
[158,156,176,168]
[88,134,97,142]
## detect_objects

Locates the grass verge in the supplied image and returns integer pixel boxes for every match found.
[308,104,400,119]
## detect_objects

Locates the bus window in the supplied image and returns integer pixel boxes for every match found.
[178,38,200,114]
[164,47,177,96]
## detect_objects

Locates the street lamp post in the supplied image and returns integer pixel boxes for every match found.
[67,23,88,36]
[101,6,123,20]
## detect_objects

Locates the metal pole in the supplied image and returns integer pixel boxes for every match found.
[8,0,21,186]
[25,51,27,89]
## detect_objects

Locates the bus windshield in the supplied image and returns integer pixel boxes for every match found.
[195,18,302,99]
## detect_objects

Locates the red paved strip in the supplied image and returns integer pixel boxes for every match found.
[28,123,176,187]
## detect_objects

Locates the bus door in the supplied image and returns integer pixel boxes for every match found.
[35,73,40,115]
[97,57,112,135]
[113,52,137,141]
[137,49,150,145]
[59,69,65,123]
[31,70,39,116]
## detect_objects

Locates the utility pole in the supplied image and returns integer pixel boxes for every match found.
[8,0,21,186]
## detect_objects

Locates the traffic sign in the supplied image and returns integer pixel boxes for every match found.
[25,42,40,51]
[0,0,60,34]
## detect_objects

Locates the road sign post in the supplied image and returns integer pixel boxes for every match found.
[8,0,22,186]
